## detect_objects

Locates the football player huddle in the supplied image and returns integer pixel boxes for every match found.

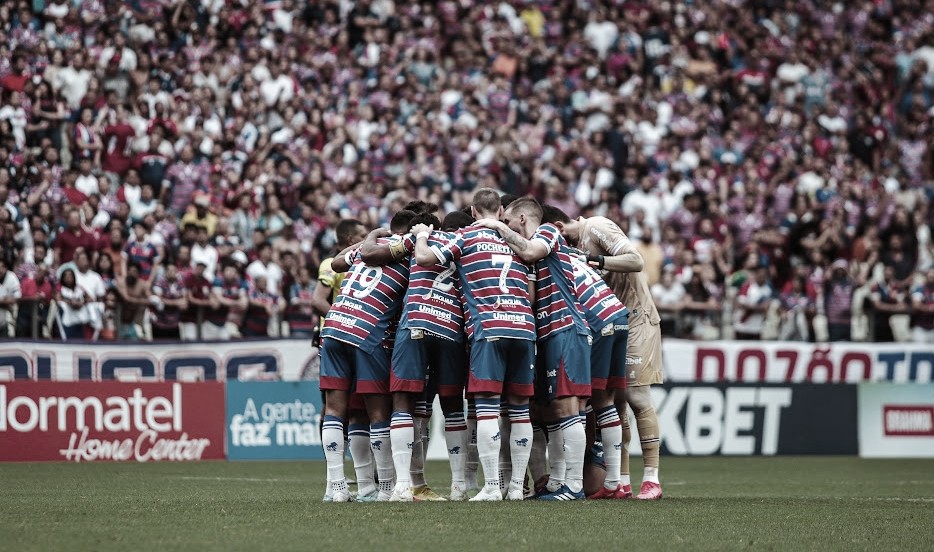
[318,188,664,503]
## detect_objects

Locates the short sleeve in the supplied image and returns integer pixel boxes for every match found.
[317,258,336,288]
[430,233,462,264]
[590,218,635,256]
[531,223,560,254]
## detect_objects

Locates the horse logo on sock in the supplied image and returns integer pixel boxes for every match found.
[514,438,529,447]
[448,446,461,454]
[407,442,414,449]
[614,443,622,450]
[492,432,500,442]
[372,440,383,450]
[326,442,338,452]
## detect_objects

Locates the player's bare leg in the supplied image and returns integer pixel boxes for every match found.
[624,385,662,500]
[588,388,626,499]
[614,394,634,498]
[322,390,351,502]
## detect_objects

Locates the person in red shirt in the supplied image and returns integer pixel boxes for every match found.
[16,263,53,337]
[101,103,136,176]
[54,209,93,265]
[0,54,29,93]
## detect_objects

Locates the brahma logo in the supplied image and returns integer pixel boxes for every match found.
[883,406,934,437]
[0,382,224,462]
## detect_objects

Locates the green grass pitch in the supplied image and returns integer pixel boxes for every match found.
[2,457,932,551]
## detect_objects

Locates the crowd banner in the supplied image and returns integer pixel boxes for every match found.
[664,339,934,384]
[0,381,225,462]
[226,381,324,460]
[858,383,934,458]
[0,339,317,382]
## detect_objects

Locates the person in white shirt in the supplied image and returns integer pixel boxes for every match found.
[0,259,22,337]
[583,10,619,59]
[191,226,219,282]
[57,53,93,109]
[74,156,100,197]
[259,60,294,107]
[734,265,774,339]
[72,249,105,338]
[246,241,284,295]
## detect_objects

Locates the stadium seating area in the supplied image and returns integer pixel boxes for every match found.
[0,0,931,342]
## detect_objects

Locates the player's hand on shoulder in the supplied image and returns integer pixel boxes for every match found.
[474,219,505,231]
[411,223,433,236]
[369,228,391,238]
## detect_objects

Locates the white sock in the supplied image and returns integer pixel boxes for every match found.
[529,423,548,483]
[348,423,376,496]
[546,422,565,489]
[389,412,414,489]
[644,466,660,484]
[498,411,512,492]
[595,405,623,489]
[621,474,631,487]
[369,421,393,494]
[444,411,469,486]
[322,415,347,493]
[507,404,532,489]
[475,399,501,489]
[466,404,479,489]
[410,413,429,487]
[560,415,586,494]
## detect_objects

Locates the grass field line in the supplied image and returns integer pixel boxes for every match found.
[174,476,307,483]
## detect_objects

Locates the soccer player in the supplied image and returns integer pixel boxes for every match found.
[311,219,372,501]
[554,214,664,500]
[319,212,412,503]
[542,204,630,499]
[360,210,474,501]
[412,188,536,501]
[475,197,592,501]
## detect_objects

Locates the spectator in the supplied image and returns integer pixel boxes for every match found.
[734,265,774,341]
[824,260,856,342]
[55,268,92,340]
[651,270,685,337]
[287,265,316,339]
[869,265,912,342]
[243,275,285,337]
[151,260,187,341]
[180,260,213,341]
[246,241,283,295]
[16,262,52,338]
[911,268,934,344]
[0,259,21,337]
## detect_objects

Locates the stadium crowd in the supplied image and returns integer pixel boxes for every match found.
[0,0,932,343]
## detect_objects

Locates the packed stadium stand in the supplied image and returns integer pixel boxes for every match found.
[0,0,931,343]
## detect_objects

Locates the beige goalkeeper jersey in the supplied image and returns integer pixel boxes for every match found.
[578,216,660,328]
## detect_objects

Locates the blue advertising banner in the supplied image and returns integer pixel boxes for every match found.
[226,381,323,460]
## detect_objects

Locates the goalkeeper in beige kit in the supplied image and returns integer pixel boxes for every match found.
[555,215,664,500]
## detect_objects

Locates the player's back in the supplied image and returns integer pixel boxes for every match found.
[322,240,410,352]
[402,231,466,342]
[531,223,589,339]
[451,225,536,342]
[570,254,627,330]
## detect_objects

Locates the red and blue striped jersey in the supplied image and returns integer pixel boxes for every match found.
[123,240,158,279]
[400,232,466,342]
[430,224,535,342]
[322,237,410,353]
[569,254,628,331]
[530,223,589,339]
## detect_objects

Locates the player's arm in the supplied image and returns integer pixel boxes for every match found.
[411,223,442,266]
[359,228,408,265]
[583,219,645,273]
[582,250,645,273]
[331,243,361,272]
[473,219,549,263]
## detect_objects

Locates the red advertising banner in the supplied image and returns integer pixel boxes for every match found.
[0,382,225,462]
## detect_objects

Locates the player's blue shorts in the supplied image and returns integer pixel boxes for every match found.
[319,337,390,394]
[590,311,629,391]
[391,328,468,397]
[468,337,535,397]
[536,328,591,403]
